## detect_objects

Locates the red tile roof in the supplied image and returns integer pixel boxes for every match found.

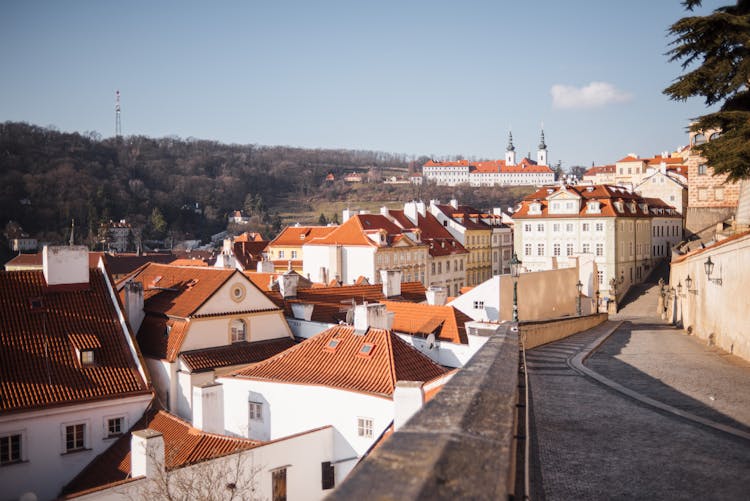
[514,184,653,219]
[380,300,471,344]
[235,232,265,242]
[62,409,261,496]
[306,214,415,247]
[229,325,448,397]
[137,316,190,361]
[268,225,337,246]
[0,269,150,414]
[232,240,268,270]
[424,158,552,173]
[386,210,469,257]
[180,338,296,372]
[616,155,641,163]
[168,258,209,267]
[583,165,615,176]
[435,204,493,230]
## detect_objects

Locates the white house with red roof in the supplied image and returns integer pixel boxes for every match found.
[218,304,451,481]
[0,246,153,501]
[116,263,295,423]
[302,213,429,286]
[422,130,555,187]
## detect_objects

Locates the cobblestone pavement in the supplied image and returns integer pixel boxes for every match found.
[528,279,750,500]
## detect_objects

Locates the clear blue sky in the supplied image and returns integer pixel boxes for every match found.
[0,0,723,168]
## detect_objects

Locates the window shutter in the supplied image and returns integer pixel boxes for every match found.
[321,461,335,490]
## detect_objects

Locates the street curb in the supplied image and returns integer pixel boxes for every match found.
[568,321,750,442]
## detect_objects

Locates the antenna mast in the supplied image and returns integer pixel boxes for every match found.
[115,90,122,137]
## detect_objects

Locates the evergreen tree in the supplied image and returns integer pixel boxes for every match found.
[664,0,750,181]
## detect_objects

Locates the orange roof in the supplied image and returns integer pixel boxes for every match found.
[514,184,652,219]
[235,231,264,242]
[584,165,615,176]
[425,158,553,174]
[379,300,471,344]
[647,155,685,166]
[616,155,641,163]
[268,225,337,246]
[168,258,208,267]
[62,409,261,496]
[244,271,278,291]
[229,324,448,397]
[306,214,418,247]
[386,210,469,257]
[123,263,238,318]
[137,316,190,361]
[0,269,150,414]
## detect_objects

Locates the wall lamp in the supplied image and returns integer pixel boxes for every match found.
[704,256,722,285]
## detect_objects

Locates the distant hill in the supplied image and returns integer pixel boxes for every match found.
[0,121,534,253]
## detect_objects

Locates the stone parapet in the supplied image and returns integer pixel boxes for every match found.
[520,313,608,349]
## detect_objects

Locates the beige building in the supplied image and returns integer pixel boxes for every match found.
[513,184,658,303]
[634,165,688,214]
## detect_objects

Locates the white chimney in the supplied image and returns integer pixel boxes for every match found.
[342,208,353,223]
[380,206,389,216]
[426,286,448,306]
[404,202,419,224]
[279,271,299,298]
[222,238,233,254]
[380,269,402,298]
[192,383,224,434]
[124,281,145,333]
[393,381,424,431]
[353,303,393,333]
[256,260,274,273]
[449,199,459,210]
[43,245,89,289]
[291,302,314,321]
[131,429,165,478]
[416,201,426,217]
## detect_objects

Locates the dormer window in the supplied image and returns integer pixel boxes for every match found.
[529,202,542,215]
[358,343,375,358]
[614,201,624,212]
[29,297,44,310]
[587,201,601,213]
[324,339,340,352]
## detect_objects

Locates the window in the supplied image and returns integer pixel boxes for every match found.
[65,423,86,453]
[595,223,604,232]
[446,261,450,272]
[566,223,574,232]
[566,243,574,256]
[80,350,95,365]
[107,417,124,438]
[358,343,375,357]
[524,224,532,232]
[597,270,604,285]
[291,250,297,259]
[0,434,22,465]
[272,467,287,501]
[249,401,263,421]
[431,262,435,274]
[715,188,724,201]
[582,223,590,232]
[697,164,707,175]
[537,243,544,256]
[437,262,442,274]
[278,250,285,259]
[553,243,561,256]
[596,243,604,257]
[357,417,373,438]
[321,461,335,490]
[230,319,246,343]
[536,223,544,232]
[553,223,560,233]
[473,301,484,310]
[582,243,590,254]
[524,244,532,256]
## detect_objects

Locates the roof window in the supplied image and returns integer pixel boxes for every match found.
[358,343,376,358]
[324,338,340,353]
[80,349,95,366]
[29,297,45,310]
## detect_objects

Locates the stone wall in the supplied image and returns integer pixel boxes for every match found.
[520,313,608,349]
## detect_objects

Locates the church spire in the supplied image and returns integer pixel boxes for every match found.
[69,219,75,246]
[505,131,516,166]
[506,131,515,152]
[537,127,548,166]
[538,128,547,150]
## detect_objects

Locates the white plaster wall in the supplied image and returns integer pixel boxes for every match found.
[179,311,292,352]
[449,276,500,321]
[145,358,172,409]
[70,426,348,501]
[341,246,376,284]
[286,318,334,339]
[670,234,750,362]
[196,273,278,315]
[219,378,391,458]
[0,395,152,501]
[302,245,340,283]
[396,334,479,368]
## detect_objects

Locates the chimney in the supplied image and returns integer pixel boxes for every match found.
[449,199,459,210]
[279,271,299,298]
[192,382,224,434]
[291,302,314,321]
[342,209,353,222]
[353,302,393,333]
[222,238,233,254]
[124,281,145,333]
[131,429,165,478]
[416,201,426,217]
[393,381,424,431]
[256,260,274,273]
[380,206,389,216]
[380,269,402,298]
[43,245,90,290]
[425,286,447,306]
[404,202,418,224]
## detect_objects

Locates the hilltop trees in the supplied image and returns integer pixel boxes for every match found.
[664,0,750,181]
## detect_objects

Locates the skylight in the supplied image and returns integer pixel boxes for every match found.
[358,343,375,358]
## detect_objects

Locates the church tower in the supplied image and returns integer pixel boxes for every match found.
[505,131,516,166]
[537,128,548,165]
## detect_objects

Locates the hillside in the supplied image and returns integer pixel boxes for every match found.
[0,121,534,256]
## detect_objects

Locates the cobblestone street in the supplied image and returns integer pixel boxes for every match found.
[527,278,750,500]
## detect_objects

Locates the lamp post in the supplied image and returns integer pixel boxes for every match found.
[595,289,600,313]
[510,252,521,322]
[576,280,583,316]
[685,274,692,291]
[704,256,722,285]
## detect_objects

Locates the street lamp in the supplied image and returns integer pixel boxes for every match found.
[595,289,600,313]
[576,280,583,316]
[685,274,693,291]
[510,252,521,322]
[676,281,682,297]
[704,256,722,285]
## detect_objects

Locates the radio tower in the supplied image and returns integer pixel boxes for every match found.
[115,90,122,137]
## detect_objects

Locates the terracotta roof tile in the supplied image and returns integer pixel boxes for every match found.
[0,269,150,413]
[180,338,296,372]
[379,301,471,344]
[306,215,417,247]
[62,409,261,496]
[268,226,337,246]
[136,316,190,361]
[386,210,469,257]
[229,325,447,397]
[514,184,652,219]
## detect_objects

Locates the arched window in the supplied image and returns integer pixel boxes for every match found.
[693,133,707,145]
[230,319,246,343]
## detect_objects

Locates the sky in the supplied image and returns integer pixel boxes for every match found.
[0,0,725,168]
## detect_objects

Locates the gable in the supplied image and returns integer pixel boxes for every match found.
[196,271,280,316]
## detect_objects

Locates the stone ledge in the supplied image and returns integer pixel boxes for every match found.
[328,324,519,500]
